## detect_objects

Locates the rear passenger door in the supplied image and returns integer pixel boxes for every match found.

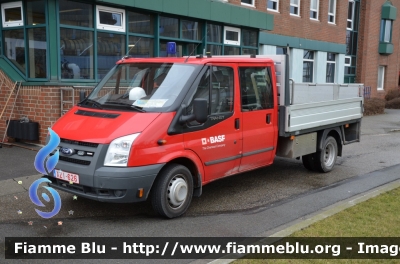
[239,65,277,171]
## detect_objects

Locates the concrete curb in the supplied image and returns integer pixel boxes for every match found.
[207,179,400,264]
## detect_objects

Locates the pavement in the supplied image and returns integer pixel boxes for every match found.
[0,109,400,263]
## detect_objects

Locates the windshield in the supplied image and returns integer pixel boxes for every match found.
[85,63,198,112]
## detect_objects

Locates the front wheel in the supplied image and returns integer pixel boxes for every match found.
[151,164,193,218]
[314,136,338,173]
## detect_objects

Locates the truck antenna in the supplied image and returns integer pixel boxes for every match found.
[123,38,142,59]
[184,36,206,63]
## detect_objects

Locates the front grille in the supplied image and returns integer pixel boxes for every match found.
[59,156,91,165]
[60,138,98,148]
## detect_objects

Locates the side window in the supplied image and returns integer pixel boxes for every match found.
[187,66,234,125]
[210,66,234,114]
[239,67,273,111]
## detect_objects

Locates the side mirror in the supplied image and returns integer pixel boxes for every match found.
[180,98,208,124]
[193,98,208,123]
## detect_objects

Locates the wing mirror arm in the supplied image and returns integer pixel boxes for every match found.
[179,98,208,125]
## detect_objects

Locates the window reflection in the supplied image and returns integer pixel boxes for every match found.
[59,0,93,28]
[97,32,125,79]
[27,0,46,25]
[128,36,153,57]
[28,28,47,78]
[60,28,93,79]
[242,29,257,47]
[207,24,222,43]
[207,44,222,55]
[128,12,153,35]
[182,20,201,40]
[224,46,239,55]
[159,16,178,38]
[3,30,25,74]
[242,48,257,55]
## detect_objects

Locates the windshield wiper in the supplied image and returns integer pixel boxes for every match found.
[103,101,146,112]
[82,99,103,109]
[130,104,146,113]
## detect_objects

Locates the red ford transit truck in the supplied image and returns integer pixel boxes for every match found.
[43,55,363,218]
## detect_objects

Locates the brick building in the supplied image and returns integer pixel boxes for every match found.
[356,0,399,98]
[0,0,397,145]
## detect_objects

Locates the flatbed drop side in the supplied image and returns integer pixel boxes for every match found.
[43,55,363,218]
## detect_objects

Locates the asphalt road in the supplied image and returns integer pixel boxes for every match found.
[0,109,400,263]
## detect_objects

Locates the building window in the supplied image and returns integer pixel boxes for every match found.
[347,0,355,30]
[128,12,153,35]
[276,47,287,54]
[242,29,257,47]
[241,0,255,7]
[344,56,351,66]
[224,46,240,55]
[207,44,222,55]
[303,50,314,83]
[207,24,222,43]
[27,0,45,25]
[310,0,319,20]
[3,29,25,73]
[290,0,300,16]
[60,28,94,80]
[377,66,385,90]
[127,36,153,58]
[1,1,23,27]
[267,0,279,12]
[97,32,125,79]
[380,19,393,43]
[159,16,178,38]
[182,20,202,40]
[96,5,125,32]
[328,0,336,24]
[60,0,93,28]
[224,26,240,46]
[326,53,336,83]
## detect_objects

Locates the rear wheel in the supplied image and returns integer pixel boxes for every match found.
[151,164,193,218]
[314,136,338,173]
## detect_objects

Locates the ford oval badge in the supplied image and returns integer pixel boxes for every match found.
[60,147,74,156]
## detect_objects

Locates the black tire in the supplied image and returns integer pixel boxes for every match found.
[151,164,193,219]
[302,154,316,171]
[314,136,338,173]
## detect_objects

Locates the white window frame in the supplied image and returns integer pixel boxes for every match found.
[96,5,126,32]
[241,0,255,7]
[290,0,300,16]
[310,0,319,20]
[347,0,355,30]
[326,53,336,83]
[344,56,351,67]
[303,50,314,83]
[267,0,279,12]
[377,66,385,90]
[328,0,336,24]
[1,1,23,28]
[224,26,241,46]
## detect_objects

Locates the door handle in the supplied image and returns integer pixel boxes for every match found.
[266,114,271,124]
[235,118,240,129]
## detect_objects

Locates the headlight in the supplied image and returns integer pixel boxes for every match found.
[104,133,140,167]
